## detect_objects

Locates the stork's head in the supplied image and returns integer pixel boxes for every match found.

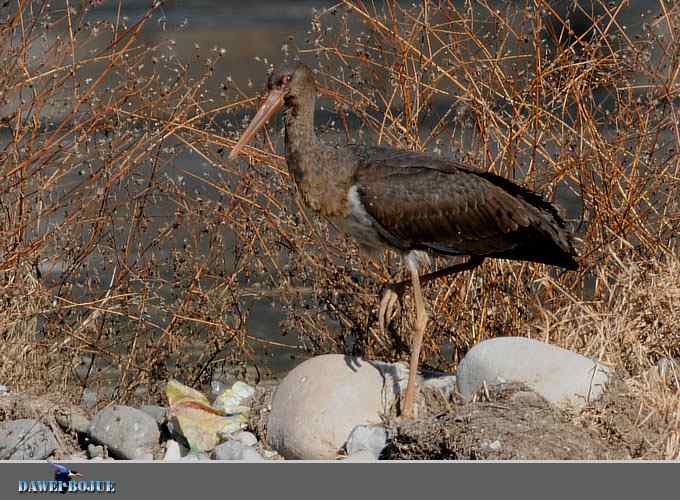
[265,63,316,101]
[228,63,315,160]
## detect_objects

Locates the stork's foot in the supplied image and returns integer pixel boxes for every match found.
[378,282,408,335]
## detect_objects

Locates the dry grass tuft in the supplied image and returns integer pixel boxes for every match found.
[532,253,679,459]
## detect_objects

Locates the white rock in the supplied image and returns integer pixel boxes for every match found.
[267,355,404,459]
[163,440,182,461]
[345,425,387,458]
[456,337,610,409]
[232,431,258,447]
[342,449,379,461]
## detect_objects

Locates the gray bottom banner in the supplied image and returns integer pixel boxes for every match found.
[1,461,676,500]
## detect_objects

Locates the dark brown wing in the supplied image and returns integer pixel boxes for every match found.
[351,146,578,269]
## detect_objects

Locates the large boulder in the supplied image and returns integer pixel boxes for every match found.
[456,337,610,409]
[267,355,405,459]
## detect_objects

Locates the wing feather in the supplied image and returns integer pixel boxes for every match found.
[350,146,577,268]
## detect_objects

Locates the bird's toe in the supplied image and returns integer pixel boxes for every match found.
[378,286,403,334]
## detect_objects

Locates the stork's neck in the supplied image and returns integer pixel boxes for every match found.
[282,90,352,217]
[283,92,326,183]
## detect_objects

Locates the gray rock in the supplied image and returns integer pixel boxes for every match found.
[456,337,610,409]
[87,444,105,459]
[0,385,8,395]
[55,410,90,434]
[140,405,167,426]
[213,440,244,460]
[232,431,258,447]
[267,355,404,459]
[0,419,58,460]
[423,375,457,399]
[345,425,387,458]
[88,405,160,460]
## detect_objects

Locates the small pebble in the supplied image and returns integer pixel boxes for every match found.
[345,425,387,458]
[232,431,258,447]
[213,440,244,460]
[0,385,8,395]
[163,440,181,460]
[261,449,279,459]
[87,444,105,459]
[55,411,90,434]
[423,375,457,399]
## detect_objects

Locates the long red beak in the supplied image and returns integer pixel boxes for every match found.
[228,89,285,160]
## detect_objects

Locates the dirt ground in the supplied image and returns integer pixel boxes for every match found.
[380,376,670,460]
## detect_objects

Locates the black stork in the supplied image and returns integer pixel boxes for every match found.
[229,63,578,419]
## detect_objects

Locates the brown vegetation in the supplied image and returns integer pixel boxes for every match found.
[0,1,678,458]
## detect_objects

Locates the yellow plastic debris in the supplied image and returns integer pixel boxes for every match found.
[165,379,248,452]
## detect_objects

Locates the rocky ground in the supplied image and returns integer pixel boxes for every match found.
[0,338,677,461]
